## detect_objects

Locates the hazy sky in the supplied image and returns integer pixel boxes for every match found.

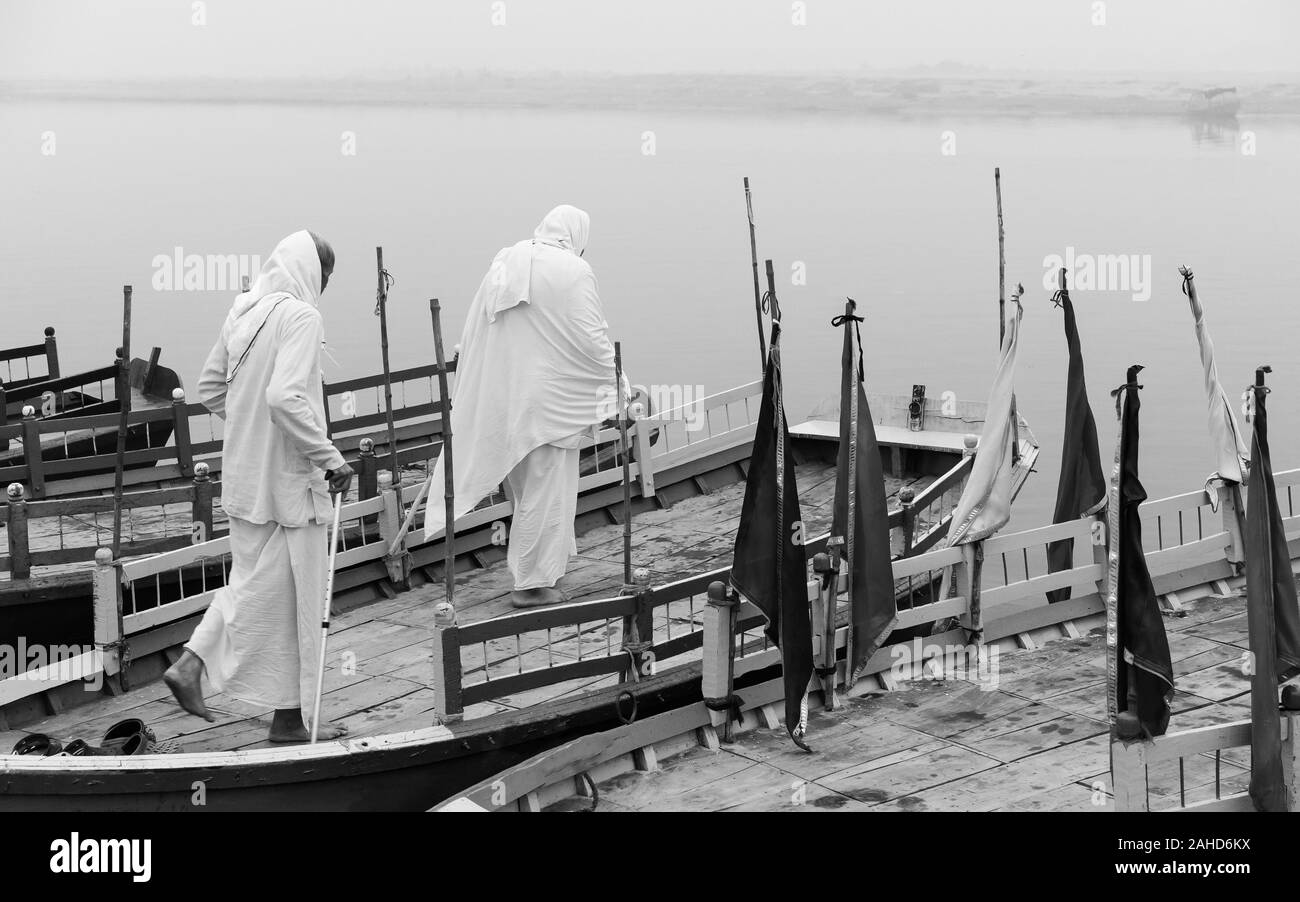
[2,0,1297,79]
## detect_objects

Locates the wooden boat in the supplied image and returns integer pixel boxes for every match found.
[1,354,182,485]
[0,380,1038,811]
[1186,87,1241,119]
[434,469,1291,812]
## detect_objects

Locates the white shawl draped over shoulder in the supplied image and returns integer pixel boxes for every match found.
[421,205,617,541]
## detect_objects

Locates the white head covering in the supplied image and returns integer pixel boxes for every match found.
[483,205,591,323]
[224,230,322,382]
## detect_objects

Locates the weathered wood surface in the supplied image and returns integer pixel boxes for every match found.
[529,584,1256,812]
[5,461,932,751]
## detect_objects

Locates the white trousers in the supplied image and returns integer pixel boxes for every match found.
[186,515,326,721]
[506,443,580,589]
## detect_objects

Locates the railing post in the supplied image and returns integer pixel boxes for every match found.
[702,580,738,739]
[190,462,214,544]
[357,437,378,500]
[620,568,654,681]
[959,539,984,639]
[92,547,122,679]
[1215,478,1246,572]
[170,388,193,477]
[430,601,463,724]
[6,482,31,579]
[1110,737,1150,811]
[898,486,916,558]
[378,470,411,589]
[632,416,656,498]
[1284,712,1300,811]
[21,405,44,499]
[44,326,59,379]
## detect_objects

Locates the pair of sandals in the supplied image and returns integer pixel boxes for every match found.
[11,718,177,757]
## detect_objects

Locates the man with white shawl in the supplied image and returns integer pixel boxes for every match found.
[164,230,353,742]
[421,205,626,608]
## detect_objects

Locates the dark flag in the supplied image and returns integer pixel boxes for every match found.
[730,314,812,750]
[831,300,897,684]
[1243,367,1300,811]
[1106,365,1174,739]
[1047,277,1106,603]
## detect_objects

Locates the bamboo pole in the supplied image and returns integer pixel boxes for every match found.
[110,285,132,559]
[430,299,455,609]
[615,341,633,585]
[110,284,132,689]
[994,168,1021,463]
[841,300,859,686]
[744,178,767,370]
[375,247,400,498]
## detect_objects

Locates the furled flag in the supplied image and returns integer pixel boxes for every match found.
[1242,367,1300,811]
[1046,273,1106,603]
[730,306,813,750]
[1181,267,1250,486]
[831,300,898,685]
[948,297,1024,545]
[1106,365,1174,739]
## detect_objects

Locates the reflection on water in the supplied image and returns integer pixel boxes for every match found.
[1187,115,1241,148]
[1,100,1298,530]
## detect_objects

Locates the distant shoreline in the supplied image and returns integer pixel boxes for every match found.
[5,73,1300,117]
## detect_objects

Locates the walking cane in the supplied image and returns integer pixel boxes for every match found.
[310,486,346,743]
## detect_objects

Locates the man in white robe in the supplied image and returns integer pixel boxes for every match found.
[421,205,627,608]
[163,230,353,742]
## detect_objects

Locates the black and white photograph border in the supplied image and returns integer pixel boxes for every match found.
[0,0,1297,846]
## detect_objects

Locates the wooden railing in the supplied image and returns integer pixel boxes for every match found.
[0,360,458,501]
[1,466,217,579]
[897,451,975,557]
[0,327,60,392]
[1112,714,1300,811]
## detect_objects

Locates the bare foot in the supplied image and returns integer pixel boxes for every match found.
[511,586,570,609]
[268,708,349,743]
[163,649,215,722]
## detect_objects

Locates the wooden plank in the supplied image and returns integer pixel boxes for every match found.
[25,485,196,518]
[983,517,1092,557]
[894,596,967,631]
[1141,719,1253,765]
[640,381,762,426]
[1145,533,1231,580]
[982,591,1104,641]
[0,649,104,706]
[435,700,714,810]
[1180,792,1254,812]
[457,594,638,645]
[460,655,629,707]
[121,535,232,581]
[892,543,963,578]
[1139,488,1214,523]
[123,590,216,634]
[980,563,1103,608]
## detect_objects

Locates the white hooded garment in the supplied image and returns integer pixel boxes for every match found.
[188,230,344,721]
[420,207,620,577]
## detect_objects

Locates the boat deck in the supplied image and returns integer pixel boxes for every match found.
[2,460,939,754]
[539,590,1254,812]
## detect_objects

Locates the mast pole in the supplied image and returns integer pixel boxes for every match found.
[430,299,455,610]
[376,247,400,500]
[745,178,767,370]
